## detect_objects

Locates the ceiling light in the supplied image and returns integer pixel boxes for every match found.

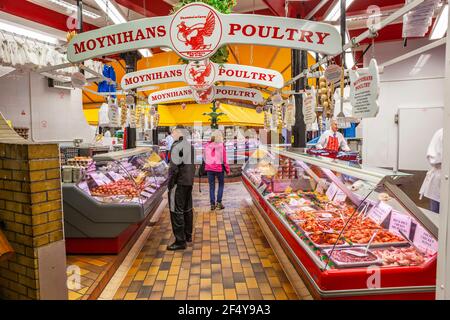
[409,54,431,75]
[48,0,101,19]
[137,85,159,92]
[93,0,126,24]
[139,48,153,58]
[430,4,448,40]
[160,47,172,52]
[0,21,59,44]
[325,0,355,21]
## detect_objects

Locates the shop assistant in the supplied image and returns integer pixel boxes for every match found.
[316,119,351,152]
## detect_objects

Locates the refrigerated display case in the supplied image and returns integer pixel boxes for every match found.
[63,147,168,254]
[242,147,438,300]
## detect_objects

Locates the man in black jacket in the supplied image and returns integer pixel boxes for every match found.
[167,126,196,251]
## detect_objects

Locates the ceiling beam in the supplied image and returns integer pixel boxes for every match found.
[0,0,97,32]
[115,0,172,17]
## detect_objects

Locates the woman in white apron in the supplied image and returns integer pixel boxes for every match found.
[420,128,443,213]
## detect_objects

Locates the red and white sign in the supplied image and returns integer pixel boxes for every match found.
[350,59,380,119]
[67,3,341,63]
[121,62,284,90]
[148,85,263,105]
[324,64,342,83]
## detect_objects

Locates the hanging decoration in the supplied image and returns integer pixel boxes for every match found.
[67,2,341,63]
[316,76,335,130]
[302,87,316,126]
[119,98,128,127]
[203,101,226,129]
[284,96,296,129]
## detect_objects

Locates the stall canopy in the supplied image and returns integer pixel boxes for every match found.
[84,102,264,127]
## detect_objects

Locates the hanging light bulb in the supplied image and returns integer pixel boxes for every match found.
[181,102,187,110]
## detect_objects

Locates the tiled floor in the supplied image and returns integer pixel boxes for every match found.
[66,255,115,300]
[112,182,299,300]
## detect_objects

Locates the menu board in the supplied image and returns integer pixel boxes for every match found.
[389,211,412,237]
[367,201,392,224]
[413,225,438,254]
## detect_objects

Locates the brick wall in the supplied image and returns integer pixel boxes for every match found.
[0,142,64,300]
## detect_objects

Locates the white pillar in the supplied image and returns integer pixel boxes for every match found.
[436,7,450,300]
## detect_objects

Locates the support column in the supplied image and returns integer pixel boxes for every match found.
[291,48,307,148]
[121,52,138,149]
[0,143,67,300]
[436,7,450,300]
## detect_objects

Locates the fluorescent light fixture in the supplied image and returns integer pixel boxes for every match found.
[138,48,153,58]
[160,47,172,52]
[325,0,355,21]
[430,4,448,40]
[0,21,59,44]
[334,26,354,69]
[409,54,431,76]
[93,0,126,24]
[137,85,159,92]
[48,0,101,19]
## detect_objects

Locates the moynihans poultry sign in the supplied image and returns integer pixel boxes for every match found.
[121,61,284,91]
[67,2,341,63]
[148,85,264,105]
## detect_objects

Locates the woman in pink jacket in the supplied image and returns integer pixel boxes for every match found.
[204,131,230,211]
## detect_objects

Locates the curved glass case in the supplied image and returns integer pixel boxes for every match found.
[76,147,168,206]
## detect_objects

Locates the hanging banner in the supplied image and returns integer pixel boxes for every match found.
[67,2,341,63]
[350,59,380,118]
[121,61,284,91]
[148,85,263,104]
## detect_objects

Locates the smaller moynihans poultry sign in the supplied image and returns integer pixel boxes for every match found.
[121,61,284,90]
[67,2,341,63]
[148,85,263,105]
[350,59,380,119]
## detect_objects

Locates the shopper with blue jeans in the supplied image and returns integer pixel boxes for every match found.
[204,131,230,211]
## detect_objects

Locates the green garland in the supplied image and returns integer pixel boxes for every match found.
[171,0,236,64]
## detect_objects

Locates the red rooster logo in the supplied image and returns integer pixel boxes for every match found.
[195,86,214,103]
[177,11,215,50]
[189,62,213,86]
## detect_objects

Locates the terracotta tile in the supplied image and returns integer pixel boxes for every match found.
[224,289,237,300]
[162,285,176,298]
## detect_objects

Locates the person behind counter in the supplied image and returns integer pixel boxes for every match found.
[420,128,443,214]
[316,118,351,152]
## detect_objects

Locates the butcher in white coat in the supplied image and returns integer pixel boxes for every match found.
[420,128,443,213]
[316,119,351,152]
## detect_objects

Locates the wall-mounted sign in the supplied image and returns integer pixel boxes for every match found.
[148,85,263,105]
[324,64,342,83]
[350,59,380,119]
[121,61,284,90]
[68,2,341,63]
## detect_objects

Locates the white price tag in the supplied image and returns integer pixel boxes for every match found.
[97,172,112,184]
[326,183,339,201]
[78,181,91,195]
[413,224,438,254]
[141,191,153,198]
[108,172,124,182]
[90,173,105,186]
[389,211,412,237]
[257,184,267,194]
[145,187,156,194]
[333,190,347,203]
[367,201,392,224]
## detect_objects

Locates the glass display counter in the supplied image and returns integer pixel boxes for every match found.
[242,147,438,300]
[63,147,168,254]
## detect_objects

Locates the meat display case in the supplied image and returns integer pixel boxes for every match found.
[63,147,168,254]
[242,147,438,300]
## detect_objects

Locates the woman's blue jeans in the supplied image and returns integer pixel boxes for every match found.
[207,171,224,205]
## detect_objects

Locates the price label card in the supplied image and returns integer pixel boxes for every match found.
[145,187,156,194]
[108,172,124,182]
[141,191,153,198]
[97,172,112,184]
[367,201,392,224]
[333,189,347,203]
[389,210,412,237]
[257,184,267,194]
[326,183,339,201]
[90,173,105,186]
[78,181,91,195]
[413,224,438,254]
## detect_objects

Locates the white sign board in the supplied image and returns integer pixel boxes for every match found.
[148,85,263,105]
[67,2,341,63]
[302,88,316,125]
[350,59,380,118]
[121,62,284,90]
[413,224,438,254]
[367,201,392,224]
[389,210,412,237]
